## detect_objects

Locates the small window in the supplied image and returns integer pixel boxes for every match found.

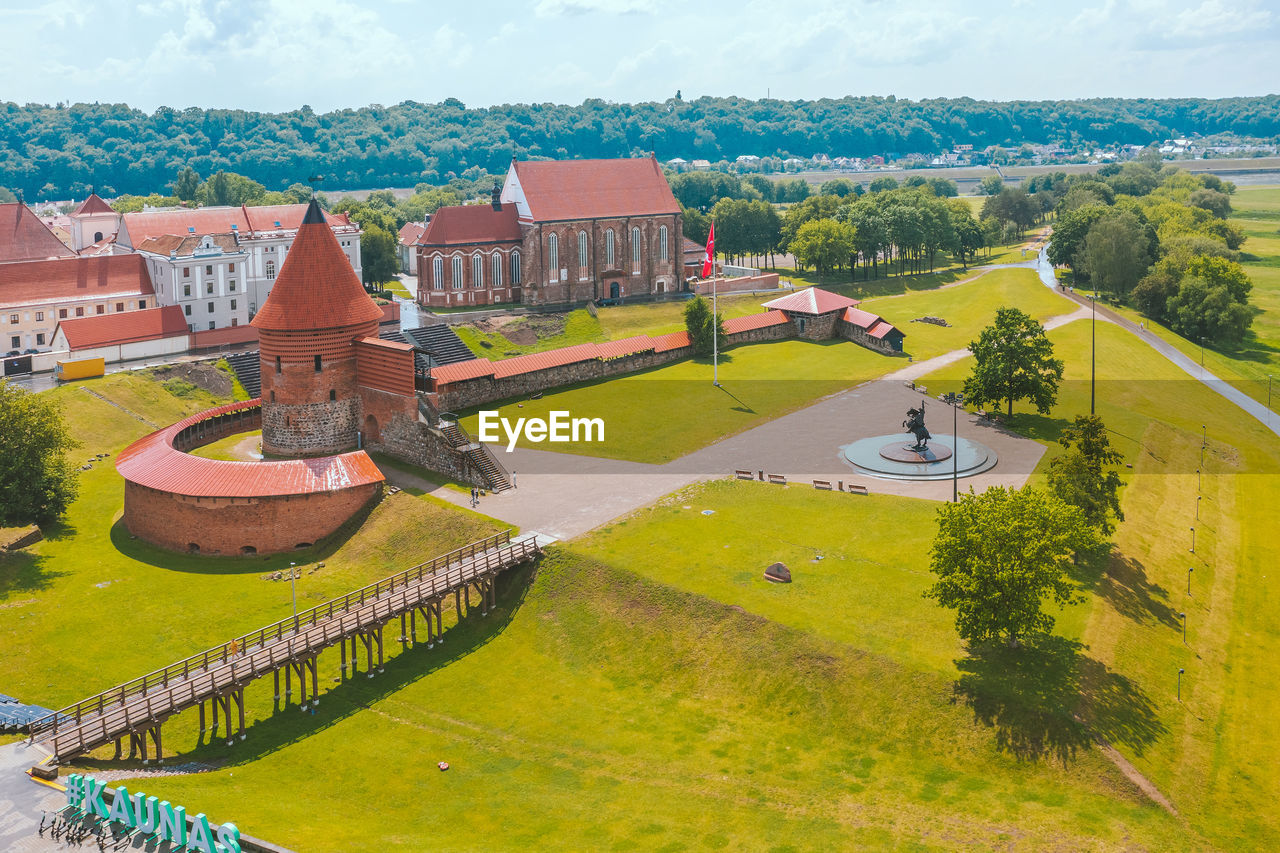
[491,253,503,288]
[35,311,43,322]
[75,307,84,317]
[266,260,276,280]
[605,229,615,267]
[314,354,322,372]
[184,305,191,316]
[472,253,484,288]
[205,265,213,275]
[270,391,276,402]
[631,227,642,266]
[183,267,190,278]
[659,225,669,261]
[115,302,124,312]
[59,309,67,319]
[183,284,191,297]
[138,300,146,310]
[432,256,444,291]
[231,318,238,327]
[96,304,104,314]
[10,335,19,349]
[228,263,235,273]
[275,355,281,374]
[547,233,559,273]
[206,282,214,295]
[229,280,236,292]
[8,314,16,324]
[207,302,215,313]
[510,250,522,285]
[230,299,237,310]
[451,255,464,289]
[329,389,336,401]
[577,230,589,274]
[208,321,216,330]
[36,333,45,345]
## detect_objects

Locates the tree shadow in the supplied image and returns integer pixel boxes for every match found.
[953,635,1166,763]
[1094,550,1182,629]
[0,550,65,601]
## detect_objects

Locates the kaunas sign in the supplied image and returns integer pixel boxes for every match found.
[64,773,241,853]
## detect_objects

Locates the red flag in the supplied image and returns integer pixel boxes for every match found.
[701,222,715,278]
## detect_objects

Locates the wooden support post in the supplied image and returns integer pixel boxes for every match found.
[365,631,374,677]
[211,694,220,735]
[464,584,471,615]
[153,725,163,765]
[400,613,408,644]
[237,689,247,740]
[274,669,280,701]
[410,608,417,645]
[310,656,319,706]
[455,589,462,620]
[340,637,348,674]
[377,626,385,673]
[198,701,206,734]
[139,728,148,764]
[113,738,122,760]
[224,695,234,746]
[435,600,443,644]
[285,662,292,700]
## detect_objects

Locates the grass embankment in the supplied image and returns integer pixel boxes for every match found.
[458,268,1074,463]
[0,372,506,716]
[916,316,1280,848]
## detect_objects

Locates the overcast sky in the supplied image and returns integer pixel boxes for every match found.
[2,0,1277,113]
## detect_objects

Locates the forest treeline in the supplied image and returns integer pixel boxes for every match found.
[3,94,1279,199]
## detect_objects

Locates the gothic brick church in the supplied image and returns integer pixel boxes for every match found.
[415,155,683,308]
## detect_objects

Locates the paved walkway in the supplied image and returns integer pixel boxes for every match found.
[0,741,64,852]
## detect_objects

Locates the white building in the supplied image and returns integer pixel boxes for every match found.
[135,233,251,333]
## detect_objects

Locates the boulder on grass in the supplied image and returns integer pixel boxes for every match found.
[764,562,791,583]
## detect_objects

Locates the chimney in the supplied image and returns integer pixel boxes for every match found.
[491,183,502,211]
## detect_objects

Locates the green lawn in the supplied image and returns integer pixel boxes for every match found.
[188,429,261,461]
[915,316,1280,849]
[382,280,413,300]
[458,268,1075,463]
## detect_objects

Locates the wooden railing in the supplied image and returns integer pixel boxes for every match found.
[29,530,519,741]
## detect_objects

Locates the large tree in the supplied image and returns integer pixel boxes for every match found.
[1077,210,1152,298]
[1046,415,1125,535]
[963,307,1065,417]
[359,224,399,288]
[789,218,856,275]
[925,486,1093,647]
[0,380,79,526]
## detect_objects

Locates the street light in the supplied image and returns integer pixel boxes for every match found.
[1180,611,1187,643]
[1187,566,1193,595]
[1190,527,1196,553]
[1089,293,1097,416]
[943,391,964,502]
[1178,668,1185,702]
[289,561,299,631]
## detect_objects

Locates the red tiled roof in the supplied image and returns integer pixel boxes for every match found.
[491,343,600,379]
[868,320,899,340]
[682,237,705,256]
[137,233,241,256]
[243,204,352,233]
[723,311,789,334]
[651,330,692,352]
[513,157,680,222]
[761,287,859,315]
[398,222,426,246]
[593,335,655,360]
[842,306,881,329]
[57,305,187,349]
[0,204,78,262]
[430,358,497,385]
[0,254,153,308]
[421,205,522,246]
[251,200,384,332]
[73,194,115,216]
[122,207,250,244]
[79,235,118,257]
[116,400,385,498]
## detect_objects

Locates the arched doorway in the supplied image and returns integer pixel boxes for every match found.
[609,281,620,299]
[364,414,381,445]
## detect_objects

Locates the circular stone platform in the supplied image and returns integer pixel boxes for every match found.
[841,434,998,481]
[879,442,952,463]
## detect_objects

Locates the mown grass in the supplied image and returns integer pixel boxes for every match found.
[457,268,1076,463]
[917,316,1280,849]
[187,429,261,461]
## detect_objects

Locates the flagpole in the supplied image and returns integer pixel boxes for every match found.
[713,273,719,387]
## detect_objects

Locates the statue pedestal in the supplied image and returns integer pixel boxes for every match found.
[879,443,952,464]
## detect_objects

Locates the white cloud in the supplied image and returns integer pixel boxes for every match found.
[534,0,654,17]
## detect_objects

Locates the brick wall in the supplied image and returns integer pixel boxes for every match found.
[416,242,522,309]
[261,397,361,457]
[358,385,418,446]
[523,213,682,305]
[792,310,841,341]
[122,480,381,556]
[837,320,903,355]
[434,320,795,411]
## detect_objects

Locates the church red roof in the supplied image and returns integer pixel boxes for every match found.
[421,205,522,246]
[251,199,384,332]
[73,194,115,216]
[513,157,680,222]
[0,204,78,262]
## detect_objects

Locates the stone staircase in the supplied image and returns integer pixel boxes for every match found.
[223,351,261,398]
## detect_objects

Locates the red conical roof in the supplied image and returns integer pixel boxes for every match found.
[251,200,382,332]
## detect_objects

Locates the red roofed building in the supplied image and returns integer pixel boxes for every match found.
[417,156,683,309]
[51,305,189,361]
[69,193,121,251]
[0,253,157,353]
[762,287,861,340]
[0,203,77,264]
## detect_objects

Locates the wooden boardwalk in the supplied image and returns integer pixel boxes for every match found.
[29,531,541,764]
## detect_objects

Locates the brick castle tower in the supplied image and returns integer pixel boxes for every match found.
[251,199,385,457]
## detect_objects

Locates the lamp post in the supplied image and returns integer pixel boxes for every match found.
[1178,668,1185,702]
[1180,611,1187,643]
[1187,566,1193,595]
[943,391,964,502]
[1190,527,1195,553]
[289,561,299,632]
[1196,495,1201,520]
[1089,293,1097,416]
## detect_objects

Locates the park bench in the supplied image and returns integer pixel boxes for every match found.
[767,474,787,485]
[734,470,754,480]
[846,484,869,495]
[812,480,833,490]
